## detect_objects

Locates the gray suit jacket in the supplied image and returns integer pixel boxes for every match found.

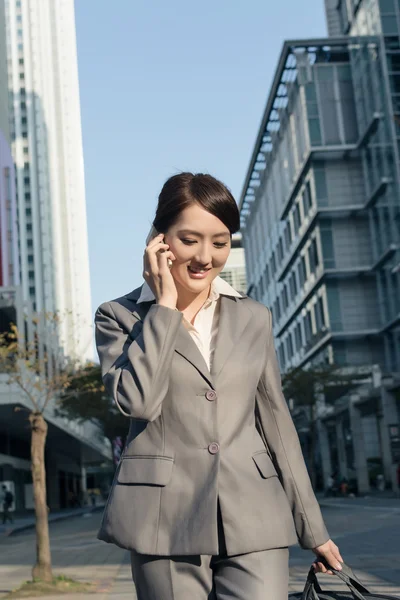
[94,285,329,556]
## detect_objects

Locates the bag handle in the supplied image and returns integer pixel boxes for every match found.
[301,559,371,600]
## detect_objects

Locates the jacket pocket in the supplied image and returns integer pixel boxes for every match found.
[117,455,174,486]
[252,450,278,479]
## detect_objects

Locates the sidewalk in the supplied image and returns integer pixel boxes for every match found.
[317,493,400,511]
[0,504,104,537]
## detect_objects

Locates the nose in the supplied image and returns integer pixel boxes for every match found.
[193,242,213,267]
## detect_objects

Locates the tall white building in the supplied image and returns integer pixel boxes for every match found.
[5,0,92,361]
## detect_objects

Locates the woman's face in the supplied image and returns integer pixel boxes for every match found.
[164,203,231,295]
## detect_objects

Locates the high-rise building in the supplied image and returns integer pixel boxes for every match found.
[0,0,109,515]
[239,9,400,492]
[0,0,19,289]
[4,0,93,361]
[219,232,247,294]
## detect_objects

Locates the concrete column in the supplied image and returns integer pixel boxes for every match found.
[349,395,370,494]
[379,415,393,484]
[380,383,400,493]
[317,419,332,489]
[81,465,88,506]
[335,417,348,479]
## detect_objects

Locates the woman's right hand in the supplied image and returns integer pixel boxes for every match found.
[143,233,177,309]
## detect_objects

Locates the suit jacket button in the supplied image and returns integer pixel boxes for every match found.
[205,390,217,402]
[208,442,220,455]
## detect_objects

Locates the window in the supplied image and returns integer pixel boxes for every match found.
[304,311,313,342]
[303,181,312,214]
[382,16,398,35]
[283,285,289,311]
[315,297,326,331]
[26,208,31,216]
[271,252,276,275]
[320,225,335,268]
[298,255,307,286]
[287,334,294,359]
[275,297,281,321]
[27,239,33,248]
[295,322,303,350]
[25,192,30,201]
[285,222,293,248]
[29,286,35,296]
[293,202,301,234]
[28,255,33,264]
[308,238,319,274]
[326,283,342,331]
[26,223,32,232]
[289,271,298,299]
[278,238,284,263]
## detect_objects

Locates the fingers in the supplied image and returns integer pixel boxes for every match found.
[147,233,165,249]
[158,250,175,273]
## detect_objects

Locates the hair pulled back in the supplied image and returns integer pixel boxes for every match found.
[153,172,240,235]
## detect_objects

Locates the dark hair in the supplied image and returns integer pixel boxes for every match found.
[153,172,240,235]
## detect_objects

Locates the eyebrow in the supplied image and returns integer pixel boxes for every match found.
[177,229,230,238]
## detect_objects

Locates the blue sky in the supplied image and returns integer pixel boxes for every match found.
[74,0,327,316]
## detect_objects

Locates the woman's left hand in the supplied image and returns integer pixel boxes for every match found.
[312,539,343,574]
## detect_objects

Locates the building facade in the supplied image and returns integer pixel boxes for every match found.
[239,25,400,492]
[219,232,247,294]
[0,0,19,289]
[4,0,93,362]
[0,1,110,516]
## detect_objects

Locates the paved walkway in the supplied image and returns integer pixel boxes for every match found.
[0,497,399,599]
[0,506,105,539]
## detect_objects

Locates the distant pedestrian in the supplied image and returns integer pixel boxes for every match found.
[1,484,14,524]
[340,477,348,496]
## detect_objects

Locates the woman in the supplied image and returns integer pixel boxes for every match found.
[95,172,343,600]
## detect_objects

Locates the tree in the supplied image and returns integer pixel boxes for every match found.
[282,364,360,488]
[57,363,129,459]
[0,318,73,582]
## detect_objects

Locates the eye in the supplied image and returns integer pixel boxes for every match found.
[214,242,228,248]
[181,239,196,245]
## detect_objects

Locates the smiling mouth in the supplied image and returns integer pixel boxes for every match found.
[187,266,211,274]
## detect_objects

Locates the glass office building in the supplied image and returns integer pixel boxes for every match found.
[240,3,400,492]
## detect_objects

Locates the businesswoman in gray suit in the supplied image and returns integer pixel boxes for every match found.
[95,172,343,600]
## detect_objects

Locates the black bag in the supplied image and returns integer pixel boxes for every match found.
[289,560,400,600]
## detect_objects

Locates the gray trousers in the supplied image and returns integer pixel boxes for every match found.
[131,502,289,599]
[131,547,289,600]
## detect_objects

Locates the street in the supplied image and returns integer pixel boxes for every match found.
[0,498,399,599]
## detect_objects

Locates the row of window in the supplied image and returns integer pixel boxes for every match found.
[277,295,327,366]
[254,233,321,319]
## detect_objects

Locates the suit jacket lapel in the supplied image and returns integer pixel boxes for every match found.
[211,295,252,379]
[125,286,214,389]
[174,326,214,389]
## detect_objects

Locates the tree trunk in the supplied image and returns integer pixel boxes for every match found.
[29,412,52,582]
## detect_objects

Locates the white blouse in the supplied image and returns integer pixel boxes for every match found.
[137,276,242,370]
